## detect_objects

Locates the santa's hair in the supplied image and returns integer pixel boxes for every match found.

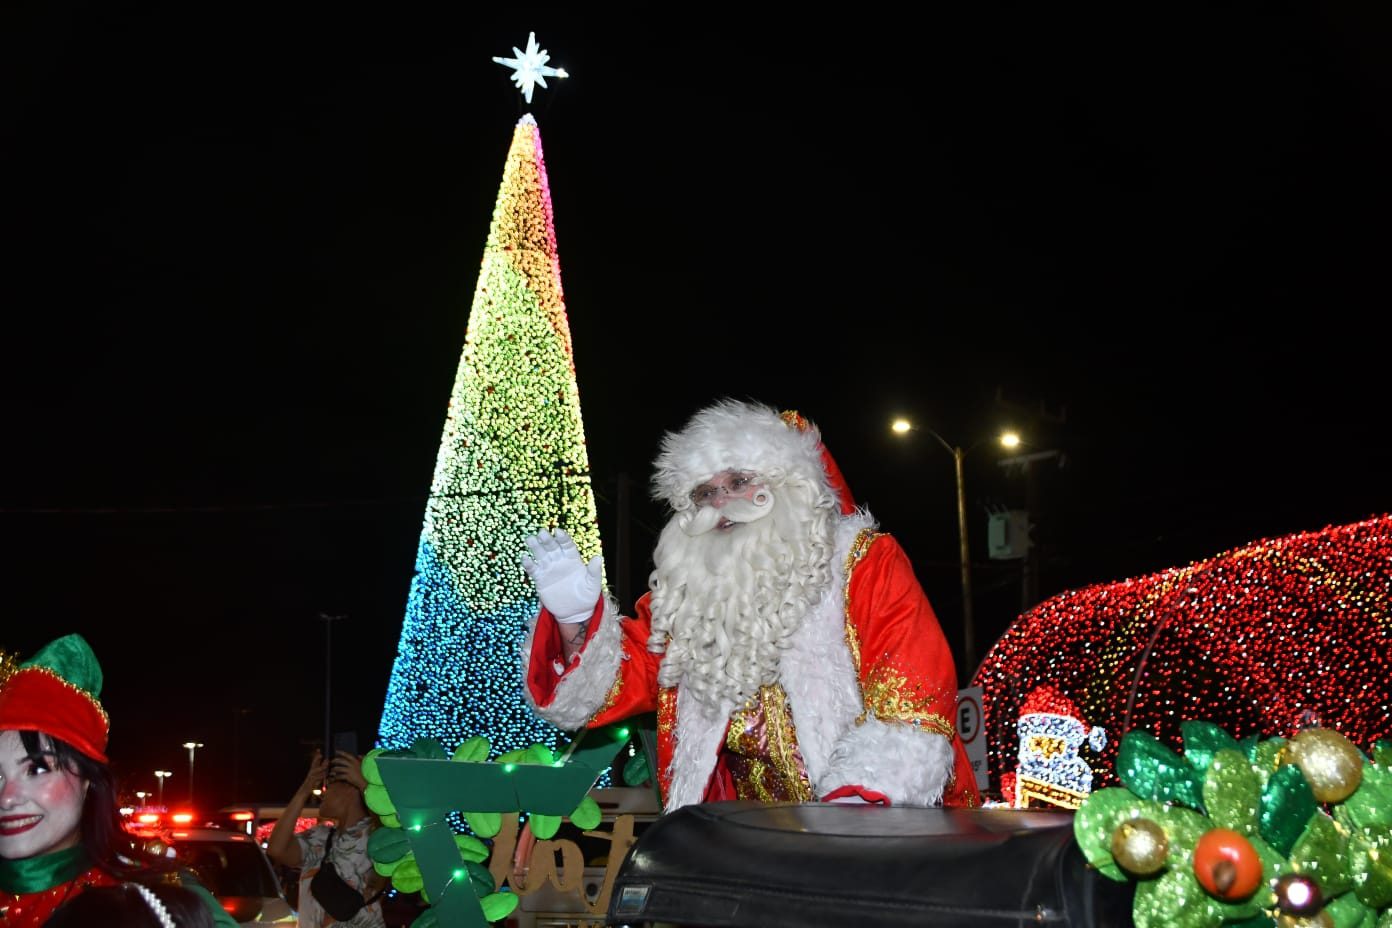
[647,475,836,710]
[651,398,839,515]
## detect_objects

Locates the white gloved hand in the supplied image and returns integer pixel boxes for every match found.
[521,528,604,624]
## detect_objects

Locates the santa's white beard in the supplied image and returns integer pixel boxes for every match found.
[647,480,837,712]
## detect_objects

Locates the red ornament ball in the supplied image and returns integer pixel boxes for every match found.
[1193,828,1264,902]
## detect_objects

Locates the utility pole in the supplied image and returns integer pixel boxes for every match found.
[318,613,346,758]
[998,449,1062,611]
[616,472,632,608]
[231,707,251,801]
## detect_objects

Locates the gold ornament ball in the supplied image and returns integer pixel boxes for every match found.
[1110,817,1169,876]
[1287,728,1364,804]
[1276,911,1334,928]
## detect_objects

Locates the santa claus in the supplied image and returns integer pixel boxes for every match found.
[521,398,979,811]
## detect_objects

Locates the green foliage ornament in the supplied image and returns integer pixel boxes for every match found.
[362,725,629,928]
[1075,722,1392,928]
[569,795,602,831]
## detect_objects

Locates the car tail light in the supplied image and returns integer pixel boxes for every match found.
[171,812,194,825]
[136,813,162,825]
[218,896,265,921]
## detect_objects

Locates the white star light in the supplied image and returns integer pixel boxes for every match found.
[493,32,568,105]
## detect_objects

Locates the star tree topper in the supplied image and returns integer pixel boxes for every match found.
[493,32,568,105]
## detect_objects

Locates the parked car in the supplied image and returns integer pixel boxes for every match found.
[163,827,298,926]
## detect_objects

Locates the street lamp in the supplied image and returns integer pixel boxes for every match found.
[154,770,172,807]
[182,742,204,806]
[891,418,1019,680]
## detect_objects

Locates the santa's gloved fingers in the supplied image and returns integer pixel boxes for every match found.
[523,530,556,559]
[549,528,579,556]
[525,527,579,560]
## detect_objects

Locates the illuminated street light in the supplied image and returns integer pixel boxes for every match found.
[182,742,204,806]
[891,418,1019,679]
[154,770,172,807]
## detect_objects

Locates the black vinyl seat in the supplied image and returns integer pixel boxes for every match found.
[607,801,1135,927]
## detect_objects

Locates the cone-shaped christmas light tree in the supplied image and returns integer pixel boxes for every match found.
[377,113,602,759]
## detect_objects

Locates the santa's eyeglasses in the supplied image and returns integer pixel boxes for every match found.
[689,471,760,507]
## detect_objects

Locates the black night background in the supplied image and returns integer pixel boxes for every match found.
[2,5,1389,811]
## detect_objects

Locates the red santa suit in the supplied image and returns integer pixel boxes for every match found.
[523,404,979,812]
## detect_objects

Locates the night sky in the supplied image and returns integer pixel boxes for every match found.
[3,5,1390,811]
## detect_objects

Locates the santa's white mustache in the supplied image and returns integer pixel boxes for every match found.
[681,490,776,536]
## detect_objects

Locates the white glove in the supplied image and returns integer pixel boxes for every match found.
[521,528,603,624]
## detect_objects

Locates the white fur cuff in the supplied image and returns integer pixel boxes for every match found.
[522,595,624,731]
[818,717,954,807]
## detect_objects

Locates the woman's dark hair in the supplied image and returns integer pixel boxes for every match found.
[45,880,216,928]
[18,730,177,878]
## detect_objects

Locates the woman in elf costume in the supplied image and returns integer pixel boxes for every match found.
[0,633,236,927]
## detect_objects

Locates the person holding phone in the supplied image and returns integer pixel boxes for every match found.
[266,748,385,928]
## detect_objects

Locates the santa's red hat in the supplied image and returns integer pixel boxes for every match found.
[0,633,110,762]
[650,398,857,515]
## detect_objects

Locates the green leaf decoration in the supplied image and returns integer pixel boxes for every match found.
[570,795,602,831]
[622,750,651,787]
[1289,811,1353,898]
[1339,763,1392,831]
[529,812,562,840]
[1133,867,1226,928]
[463,810,502,838]
[1259,763,1317,855]
[1348,823,1392,909]
[362,748,386,786]
[1249,832,1290,902]
[451,735,491,764]
[1074,787,1163,881]
[365,724,631,928]
[1118,731,1205,811]
[495,747,530,764]
[1079,721,1392,928]
[410,737,449,760]
[453,833,490,863]
[368,826,414,865]
[364,782,397,817]
[1325,888,1377,928]
[464,859,495,896]
[1224,915,1276,928]
[1182,721,1243,776]
[1249,737,1289,788]
[1156,805,1215,868]
[390,856,424,894]
[1203,749,1262,836]
[480,891,520,922]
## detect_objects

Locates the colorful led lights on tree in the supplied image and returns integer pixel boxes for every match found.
[377,114,602,765]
